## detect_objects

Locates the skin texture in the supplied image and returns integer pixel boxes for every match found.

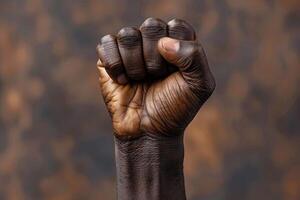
[96,18,215,200]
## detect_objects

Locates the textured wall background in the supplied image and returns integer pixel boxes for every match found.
[0,0,299,200]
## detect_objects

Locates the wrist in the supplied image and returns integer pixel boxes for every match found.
[114,134,186,200]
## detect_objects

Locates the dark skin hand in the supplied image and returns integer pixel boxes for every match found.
[97,18,215,200]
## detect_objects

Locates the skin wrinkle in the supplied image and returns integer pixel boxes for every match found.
[166,78,179,120]
[107,62,123,75]
[117,28,146,80]
[149,85,168,133]
[154,84,174,133]
[99,37,124,80]
[140,18,167,40]
[118,35,141,48]
[141,26,167,39]
[162,82,178,131]
[140,18,168,77]
[168,19,196,40]
[97,18,215,200]
[155,86,169,123]
[141,98,161,136]
[137,84,145,133]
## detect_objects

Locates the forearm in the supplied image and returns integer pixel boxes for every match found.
[98,17,215,200]
[115,134,186,200]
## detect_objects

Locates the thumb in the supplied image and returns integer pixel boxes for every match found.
[158,37,215,98]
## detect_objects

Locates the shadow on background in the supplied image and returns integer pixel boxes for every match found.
[0,0,299,200]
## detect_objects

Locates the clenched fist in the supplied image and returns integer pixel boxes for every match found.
[96,18,215,200]
[96,18,215,139]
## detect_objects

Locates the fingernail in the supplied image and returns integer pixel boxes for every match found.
[117,74,128,85]
[161,38,180,52]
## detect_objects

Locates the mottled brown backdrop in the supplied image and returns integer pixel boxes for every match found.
[0,0,299,200]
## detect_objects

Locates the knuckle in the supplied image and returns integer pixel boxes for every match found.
[168,18,186,27]
[140,17,167,39]
[118,27,138,36]
[100,34,115,44]
[100,43,121,69]
[102,41,118,54]
[168,18,195,40]
[99,36,119,62]
[106,61,123,75]
[117,27,141,48]
[141,17,164,27]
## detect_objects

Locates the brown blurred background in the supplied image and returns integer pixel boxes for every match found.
[0,0,299,200]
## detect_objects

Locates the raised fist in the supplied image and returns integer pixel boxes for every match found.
[96,18,215,139]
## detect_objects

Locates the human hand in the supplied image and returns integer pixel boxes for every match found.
[96,18,215,139]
